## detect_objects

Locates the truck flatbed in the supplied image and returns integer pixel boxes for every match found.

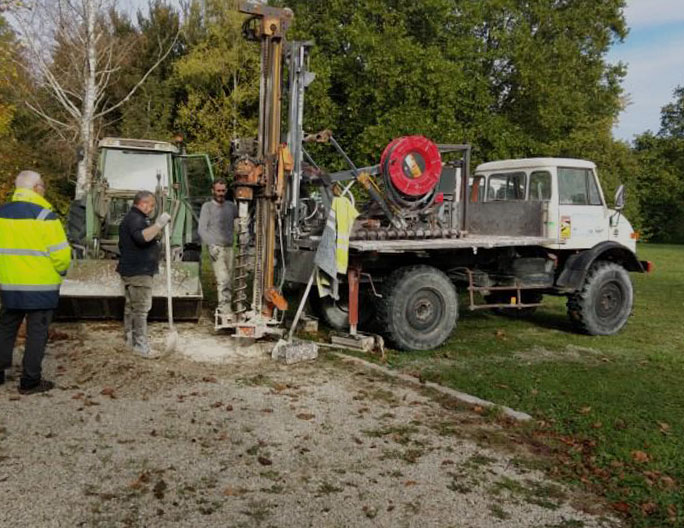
[349,235,555,253]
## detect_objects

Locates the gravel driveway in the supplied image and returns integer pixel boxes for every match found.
[0,321,620,528]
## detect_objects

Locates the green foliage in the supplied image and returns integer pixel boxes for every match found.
[0,15,18,138]
[283,0,628,169]
[0,16,28,202]
[633,87,684,242]
[172,0,259,176]
[659,85,684,139]
[116,1,186,140]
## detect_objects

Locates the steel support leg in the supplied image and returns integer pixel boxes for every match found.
[348,264,360,336]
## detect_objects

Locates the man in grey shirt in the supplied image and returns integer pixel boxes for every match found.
[198,179,237,317]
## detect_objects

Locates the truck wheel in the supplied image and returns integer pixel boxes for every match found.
[377,265,458,351]
[566,261,633,335]
[311,292,375,331]
[66,199,86,244]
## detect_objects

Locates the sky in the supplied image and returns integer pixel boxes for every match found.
[122,0,684,144]
[608,0,684,142]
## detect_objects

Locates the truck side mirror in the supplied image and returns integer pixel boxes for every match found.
[614,184,625,211]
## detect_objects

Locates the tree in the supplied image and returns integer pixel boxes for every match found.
[659,85,684,139]
[633,87,684,242]
[282,0,628,170]
[9,0,178,199]
[0,14,18,137]
[171,0,259,175]
[114,1,185,140]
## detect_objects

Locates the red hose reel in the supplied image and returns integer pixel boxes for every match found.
[380,135,442,198]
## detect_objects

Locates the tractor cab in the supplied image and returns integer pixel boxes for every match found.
[59,137,214,321]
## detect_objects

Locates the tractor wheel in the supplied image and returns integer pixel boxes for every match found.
[66,200,86,245]
[377,265,458,351]
[566,261,633,335]
[485,291,543,318]
[182,248,201,262]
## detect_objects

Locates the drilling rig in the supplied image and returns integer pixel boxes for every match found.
[217,1,293,338]
[217,1,648,351]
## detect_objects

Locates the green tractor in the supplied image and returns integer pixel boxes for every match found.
[58,137,213,320]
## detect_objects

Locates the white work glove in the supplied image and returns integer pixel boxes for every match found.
[155,212,171,229]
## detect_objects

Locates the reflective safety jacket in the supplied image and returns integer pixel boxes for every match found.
[0,188,71,310]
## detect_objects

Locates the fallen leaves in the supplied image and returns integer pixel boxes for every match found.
[643,470,677,489]
[223,486,248,497]
[296,412,315,420]
[100,387,116,399]
[129,471,151,489]
[631,450,650,464]
[153,479,167,500]
[640,501,657,516]
[48,329,70,341]
[667,504,679,524]
[657,421,671,435]
[257,456,272,466]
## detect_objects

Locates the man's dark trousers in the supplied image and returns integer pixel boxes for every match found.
[0,308,53,384]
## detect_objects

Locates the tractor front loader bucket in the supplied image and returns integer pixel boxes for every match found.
[57,260,202,321]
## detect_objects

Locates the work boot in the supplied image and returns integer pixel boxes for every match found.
[125,331,133,348]
[132,340,161,359]
[134,347,161,360]
[18,378,55,395]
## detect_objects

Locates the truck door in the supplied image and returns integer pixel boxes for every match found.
[556,167,608,249]
[175,154,214,249]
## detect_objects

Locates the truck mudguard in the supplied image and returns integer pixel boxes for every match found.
[556,241,644,291]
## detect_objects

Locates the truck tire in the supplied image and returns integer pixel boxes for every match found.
[377,265,458,351]
[566,261,633,335]
[311,292,375,332]
[66,199,86,244]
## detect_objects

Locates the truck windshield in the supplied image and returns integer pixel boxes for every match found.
[103,149,170,191]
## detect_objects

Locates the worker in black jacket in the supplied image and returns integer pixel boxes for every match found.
[117,190,170,358]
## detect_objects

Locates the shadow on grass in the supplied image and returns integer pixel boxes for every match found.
[458,299,577,336]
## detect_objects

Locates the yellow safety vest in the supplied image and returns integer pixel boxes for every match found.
[0,188,71,309]
[332,196,359,274]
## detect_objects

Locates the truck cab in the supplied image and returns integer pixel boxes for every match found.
[472,158,637,253]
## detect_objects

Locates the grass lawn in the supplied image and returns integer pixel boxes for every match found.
[380,243,683,527]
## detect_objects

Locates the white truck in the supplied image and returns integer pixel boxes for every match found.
[300,150,651,351]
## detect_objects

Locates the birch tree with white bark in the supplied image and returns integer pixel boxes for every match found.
[9,0,177,199]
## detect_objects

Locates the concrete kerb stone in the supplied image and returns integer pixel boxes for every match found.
[332,351,533,422]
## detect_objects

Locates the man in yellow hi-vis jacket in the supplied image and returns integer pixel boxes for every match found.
[0,171,71,394]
